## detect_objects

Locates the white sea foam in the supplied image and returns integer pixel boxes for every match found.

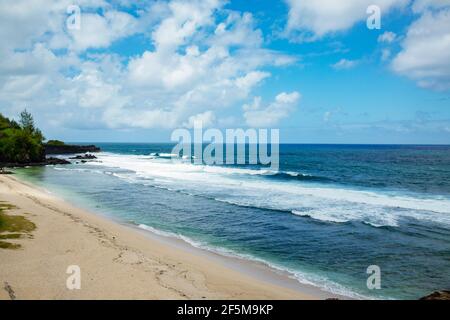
[137,223,371,299]
[84,153,450,228]
[53,167,106,175]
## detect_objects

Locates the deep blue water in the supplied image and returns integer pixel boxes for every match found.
[15,144,450,299]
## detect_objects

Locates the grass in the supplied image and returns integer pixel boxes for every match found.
[0,201,36,249]
[0,240,20,249]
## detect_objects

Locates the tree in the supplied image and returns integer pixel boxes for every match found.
[19,109,35,133]
[0,111,45,164]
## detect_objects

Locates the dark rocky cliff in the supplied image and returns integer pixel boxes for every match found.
[44,144,100,155]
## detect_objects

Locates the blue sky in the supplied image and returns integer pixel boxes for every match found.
[0,0,449,143]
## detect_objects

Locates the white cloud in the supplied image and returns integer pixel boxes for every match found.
[0,0,126,53]
[377,32,397,63]
[412,0,450,12]
[235,71,271,90]
[0,0,297,130]
[151,0,221,52]
[285,0,408,40]
[120,1,293,128]
[392,8,450,90]
[243,92,300,127]
[378,31,397,43]
[71,65,122,109]
[381,49,392,61]
[67,11,140,51]
[0,0,63,51]
[183,111,216,128]
[331,58,359,70]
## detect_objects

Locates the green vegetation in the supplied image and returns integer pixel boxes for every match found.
[0,202,36,249]
[0,110,45,164]
[46,139,65,146]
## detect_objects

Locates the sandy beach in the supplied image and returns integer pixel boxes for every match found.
[0,174,320,300]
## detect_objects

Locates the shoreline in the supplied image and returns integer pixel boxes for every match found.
[0,174,340,300]
[128,224,347,300]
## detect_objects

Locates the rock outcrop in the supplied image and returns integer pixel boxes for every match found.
[45,144,100,155]
[0,157,70,169]
[69,154,97,160]
[45,157,71,165]
[419,290,450,300]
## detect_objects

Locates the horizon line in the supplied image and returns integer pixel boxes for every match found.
[63,141,450,146]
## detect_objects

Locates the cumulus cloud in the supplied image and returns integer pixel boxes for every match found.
[285,0,408,40]
[243,92,300,127]
[381,49,392,61]
[67,11,140,51]
[183,111,216,128]
[412,0,450,12]
[112,0,293,128]
[331,59,359,70]
[0,0,297,131]
[378,31,397,43]
[392,8,450,90]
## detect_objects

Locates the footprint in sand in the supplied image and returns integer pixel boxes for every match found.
[114,250,144,265]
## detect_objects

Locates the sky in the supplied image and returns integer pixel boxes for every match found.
[0,0,450,144]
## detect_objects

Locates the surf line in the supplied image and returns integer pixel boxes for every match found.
[171,120,280,171]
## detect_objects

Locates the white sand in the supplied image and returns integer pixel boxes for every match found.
[0,175,319,300]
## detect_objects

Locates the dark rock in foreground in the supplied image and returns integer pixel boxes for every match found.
[69,154,97,160]
[45,157,71,165]
[419,290,450,300]
[45,143,100,155]
[0,157,70,168]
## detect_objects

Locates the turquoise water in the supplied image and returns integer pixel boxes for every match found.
[15,144,450,299]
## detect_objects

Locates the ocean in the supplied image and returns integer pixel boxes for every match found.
[15,143,450,299]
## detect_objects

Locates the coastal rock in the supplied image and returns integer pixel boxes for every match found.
[45,157,71,165]
[419,290,450,300]
[0,168,13,174]
[45,144,100,155]
[0,157,70,168]
[69,154,97,160]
